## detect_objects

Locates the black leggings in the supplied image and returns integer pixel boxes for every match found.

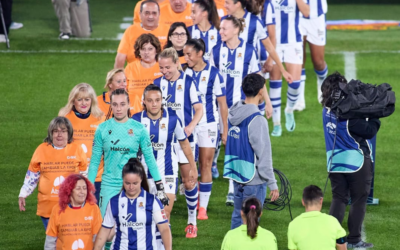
[0,0,12,35]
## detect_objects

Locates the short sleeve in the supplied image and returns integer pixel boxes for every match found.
[92,205,103,235]
[28,146,42,173]
[189,79,201,106]
[334,217,347,239]
[117,28,130,55]
[213,72,226,97]
[249,49,261,74]
[152,197,168,224]
[102,202,115,228]
[265,1,276,26]
[256,18,268,40]
[174,118,187,141]
[287,223,297,250]
[46,206,59,237]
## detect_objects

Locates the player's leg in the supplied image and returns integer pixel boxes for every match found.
[307,15,328,102]
[99,185,120,249]
[294,37,308,111]
[269,45,284,136]
[283,43,303,132]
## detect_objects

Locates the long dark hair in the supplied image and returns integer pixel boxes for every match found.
[107,88,131,120]
[233,0,256,15]
[321,72,347,108]
[185,38,206,58]
[164,22,191,49]
[193,0,220,29]
[242,197,262,239]
[122,158,150,192]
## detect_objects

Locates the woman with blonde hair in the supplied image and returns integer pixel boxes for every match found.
[125,33,163,113]
[59,83,105,202]
[97,69,127,119]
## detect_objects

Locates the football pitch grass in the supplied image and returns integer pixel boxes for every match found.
[1,1,399,249]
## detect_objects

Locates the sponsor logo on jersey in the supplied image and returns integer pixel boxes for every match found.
[90,124,98,128]
[111,140,120,145]
[154,72,163,77]
[128,129,134,136]
[185,16,192,19]
[326,122,336,134]
[110,146,131,154]
[152,141,165,151]
[158,36,167,40]
[67,155,76,159]
[228,126,240,139]
[72,239,84,250]
[85,216,93,220]
[165,177,174,183]
[275,4,295,13]
[51,176,65,195]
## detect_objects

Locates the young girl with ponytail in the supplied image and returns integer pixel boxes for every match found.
[221,197,278,249]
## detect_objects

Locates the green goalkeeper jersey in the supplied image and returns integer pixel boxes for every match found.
[88,118,161,187]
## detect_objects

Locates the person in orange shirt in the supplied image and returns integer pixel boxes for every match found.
[164,22,191,67]
[159,0,193,27]
[214,0,227,17]
[125,33,163,113]
[97,69,127,120]
[18,117,88,230]
[133,0,168,24]
[115,0,168,68]
[45,174,102,250]
[59,83,105,204]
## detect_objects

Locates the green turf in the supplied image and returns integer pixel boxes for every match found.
[1,1,400,249]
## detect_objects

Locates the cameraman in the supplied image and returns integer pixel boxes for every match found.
[321,72,380,249]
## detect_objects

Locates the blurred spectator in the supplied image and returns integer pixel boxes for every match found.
[164,22,190,65]
[159,0,192,27]
[52,0,91,40]
[133,0,168,24]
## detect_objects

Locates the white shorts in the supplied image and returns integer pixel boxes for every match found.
[174,141,197,164]
[148,175,177,195]
[195,122,219,148]
[300,15,326,46]
[273,43,303,65]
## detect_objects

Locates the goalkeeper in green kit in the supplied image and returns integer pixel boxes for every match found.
[88,89,168,216]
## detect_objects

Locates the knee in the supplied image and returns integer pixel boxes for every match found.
[312,59,326,71]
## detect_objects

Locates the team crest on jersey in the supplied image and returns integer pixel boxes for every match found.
[201,76,207,82]
[177,85,183,91]
[128,129,134,136]
[139,202,144,208]
[210,35,215,41]
[160,123,166,130]
[237,53,243,60]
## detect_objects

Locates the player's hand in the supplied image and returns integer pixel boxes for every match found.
[19,197,26,211]
[269,189,279,202]
[184,124,195,137]
[155,181,170,206]
[283,70,293,84]
[262,58,274,73]
[265,102,273,119]
[221,131,227,145]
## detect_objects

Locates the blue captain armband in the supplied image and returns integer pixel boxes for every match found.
[336,236,347,244]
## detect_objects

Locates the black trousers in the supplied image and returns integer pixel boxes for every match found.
[0,0,12,35]
[329,156,373,244]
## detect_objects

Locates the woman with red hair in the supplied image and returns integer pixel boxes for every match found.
[44,174,102,250]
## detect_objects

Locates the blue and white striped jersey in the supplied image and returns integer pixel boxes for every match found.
[188,25,221,61]
[132,109,186,178]
[212,39,260,108]
[222,11,268,47]
[185,62,226,125]
[272,0,305,45]
[153,72,201,143]
[304,0,327,19]
[102,189,168,250]
[260,0,276,27]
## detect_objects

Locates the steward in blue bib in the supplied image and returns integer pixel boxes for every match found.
[323,107,373,173]
[223,112,261,183]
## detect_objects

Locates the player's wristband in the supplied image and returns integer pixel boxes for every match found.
[336,236,347,244]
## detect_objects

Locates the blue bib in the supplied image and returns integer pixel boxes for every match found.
[323,108,372,173]
[223,112,261,183]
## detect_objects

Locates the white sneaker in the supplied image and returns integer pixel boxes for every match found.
[10,22,23,30]
[293,102,306,111]
[59,33,70,40]
[0,34,6,43]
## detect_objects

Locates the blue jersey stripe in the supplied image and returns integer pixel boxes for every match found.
[295,5,302,42]
[145,193,154,250]
[111,196,122,250]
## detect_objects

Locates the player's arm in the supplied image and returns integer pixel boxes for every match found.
[264,24,276,72]
[185,81,203,136]
[114,53,127,69]
[88,126,104,183]
[157,223,172,250]
[262,85,273,119]
[336,243,347,250]
[261,38,293,83]
[153,201,172,250]
[94,202,114,250]
[296,0,310,18]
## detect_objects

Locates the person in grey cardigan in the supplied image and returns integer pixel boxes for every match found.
[224,73,279,229]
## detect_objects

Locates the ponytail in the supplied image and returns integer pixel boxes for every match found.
[242,197,262,239]
[122,158,150,192]
[185,38,206,56]
[194,0,220,29]
[234,0,256,15]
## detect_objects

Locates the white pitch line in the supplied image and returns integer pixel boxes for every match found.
[0,50,116,54]
[327,50,400,54]
[343,51,367,250]
[119,23,131,30]
[344,51,357,80]
[123,17,133,22]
